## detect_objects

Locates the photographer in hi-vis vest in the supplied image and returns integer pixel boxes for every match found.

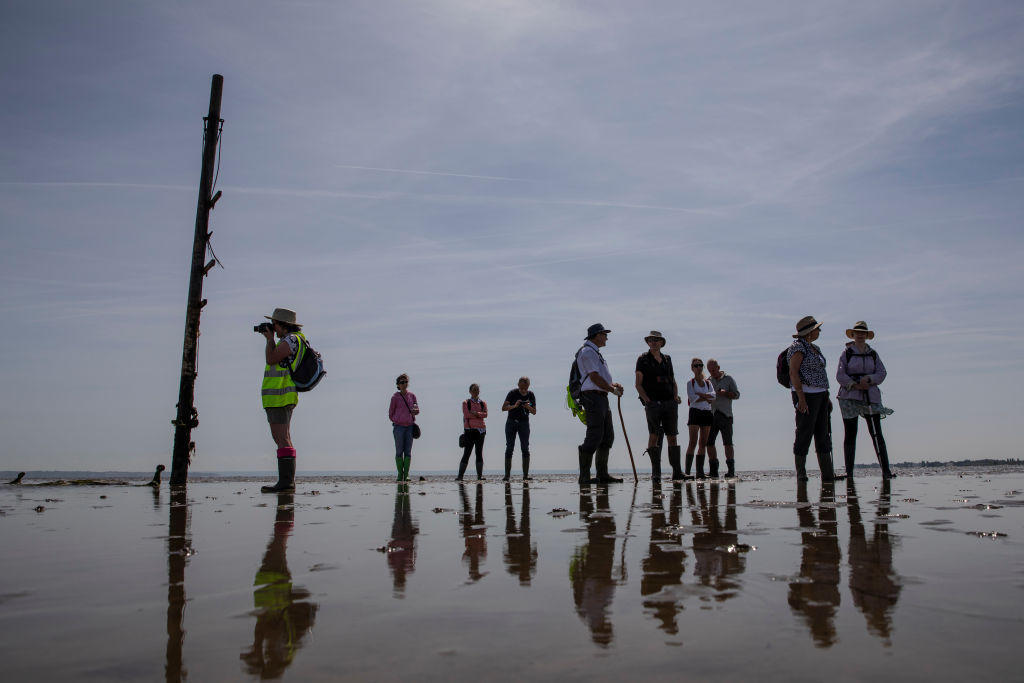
[257,307,307,493]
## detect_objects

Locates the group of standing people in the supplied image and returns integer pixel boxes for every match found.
[256,307,892,490]
[786,316,893,481]
[386,374,537,483]
[575,324,741,485]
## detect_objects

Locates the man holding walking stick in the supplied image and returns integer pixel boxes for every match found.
[575,323,625,485]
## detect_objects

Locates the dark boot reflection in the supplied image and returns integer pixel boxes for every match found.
[569,488,617,647]
[692,482,745,601]
[240,492,318,678]
[504,483,538,585]
[641,481,686,634]
[847,479,901,644]
[386,483,418,597]
[788,481,841,648]
[459,482,488,582]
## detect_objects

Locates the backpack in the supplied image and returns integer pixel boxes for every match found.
[776,349,792,388]
[565,346,587,424]
[777,339,811,389]
[289,334,325,392]
[844,346,878,366]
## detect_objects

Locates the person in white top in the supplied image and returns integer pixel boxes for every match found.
[683,358,715,479]
[575,323,625,485]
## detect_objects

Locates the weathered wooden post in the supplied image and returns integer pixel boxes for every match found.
[171,75,224,488]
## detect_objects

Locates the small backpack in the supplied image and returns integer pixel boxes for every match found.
[777,339,811,388]
[566,345,587,424]
[289,334,325,392]
[776,348,792,388]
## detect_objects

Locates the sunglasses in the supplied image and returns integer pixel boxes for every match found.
[397,380,408,385]
[692,363,703,367]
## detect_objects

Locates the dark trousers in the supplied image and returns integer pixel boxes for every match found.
[458,430,486,479]
[792,392,833,478]
[580,391,614,455]
[505,419,530,458]
[843,414,890,474]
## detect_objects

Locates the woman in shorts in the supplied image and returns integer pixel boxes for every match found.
[684,358,715,479]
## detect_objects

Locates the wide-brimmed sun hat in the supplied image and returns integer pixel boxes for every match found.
[846,321,875,340]
[265,308,302,328]
[644,330,666,345]
[586,323,612,339]
[793,315,822,338]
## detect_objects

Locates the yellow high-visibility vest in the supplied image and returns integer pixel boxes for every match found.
[261,333,305,408]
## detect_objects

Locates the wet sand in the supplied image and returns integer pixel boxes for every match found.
[1,468,1021,682]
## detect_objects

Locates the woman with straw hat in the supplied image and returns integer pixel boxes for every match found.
[786,316,835,482]
[258,308,307,493]
[836,321,894,479]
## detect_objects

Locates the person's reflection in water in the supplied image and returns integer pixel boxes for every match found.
[569,487,617,647]
[641,481,687,634]
[847,479,901,644]
[689,481,745,601]
[387,482,418,597]
[459,482,488,582]
[166,488,190,683]
[504,483,538,585]
[788,480,841,648]
[240,492,318,678]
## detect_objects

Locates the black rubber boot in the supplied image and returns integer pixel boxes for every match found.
[668,446,683,480]
[522,455,531,480]
[794,453,808,481]
[578,446,594,485]
[648,446,662,480]
[709,458,719,478]
[262,457,296,493]
[817,452,835,482]
[596,447,622,483]
[457,456,468,481]
[844,442,856,478]
[695,454,706,480]
[725,459,735,478]
[503,457,512,482]
[684,452,695,479]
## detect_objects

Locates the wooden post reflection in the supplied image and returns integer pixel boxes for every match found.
[165,488,190,683]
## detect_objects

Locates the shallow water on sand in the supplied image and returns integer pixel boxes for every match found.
[1,469,1022,682]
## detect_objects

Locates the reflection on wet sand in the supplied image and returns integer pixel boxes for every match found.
[641,482,686,634]
[165,488,190,683]
[689,482,745,601]
[848,480,901,644]
[240,492,318,678]
[788,481,841,648]
[459,482,488,582]
[569,487,617,647]
[504,483,537,585]
[387,483,418,597]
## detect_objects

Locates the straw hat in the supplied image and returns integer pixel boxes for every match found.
[644,330,666,345]
[793,315,822,338]
[845,321,875,340]
[265,308,302,328]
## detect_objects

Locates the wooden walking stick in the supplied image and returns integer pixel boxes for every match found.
[617,394,639,483]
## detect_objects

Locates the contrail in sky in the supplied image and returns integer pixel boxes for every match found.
[334,164,533,182]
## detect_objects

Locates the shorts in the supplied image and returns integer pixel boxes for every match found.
[265,405,295,425]
[707,411,734,446]
[687,407,713,427]
[645,400,679,436]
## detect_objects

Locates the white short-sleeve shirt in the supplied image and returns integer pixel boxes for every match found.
[577,340,613,392]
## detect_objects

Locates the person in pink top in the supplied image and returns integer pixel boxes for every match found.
[388,373,419,481]
[457,384,488,481]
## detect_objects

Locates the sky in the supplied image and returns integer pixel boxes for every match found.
[1,0,1022,475]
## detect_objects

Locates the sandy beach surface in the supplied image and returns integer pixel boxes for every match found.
[1,467,1021,682]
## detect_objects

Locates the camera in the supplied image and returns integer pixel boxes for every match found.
[254,322,273,334]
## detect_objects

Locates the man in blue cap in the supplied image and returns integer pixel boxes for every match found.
[576,323,625,484]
